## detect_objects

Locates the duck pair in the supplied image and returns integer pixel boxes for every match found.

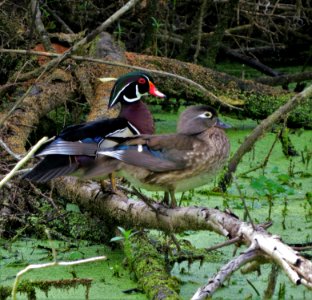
[24,72,230,207]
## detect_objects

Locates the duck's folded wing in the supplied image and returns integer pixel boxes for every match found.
[98,145,186,172]
[36,140,98,156]
[59,117,131,141]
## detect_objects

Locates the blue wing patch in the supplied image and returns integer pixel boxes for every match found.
[81,136,103,144]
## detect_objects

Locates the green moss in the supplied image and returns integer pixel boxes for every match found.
[242,92,312,128]
[0,279,92,300]
[125,235,181,300]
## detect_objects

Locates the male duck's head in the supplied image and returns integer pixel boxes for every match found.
[177,105,231,135]
[107,71,165,108]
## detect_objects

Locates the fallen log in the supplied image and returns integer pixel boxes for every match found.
[52,176,312,297]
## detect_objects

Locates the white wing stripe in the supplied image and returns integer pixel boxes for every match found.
[98,150,125,160]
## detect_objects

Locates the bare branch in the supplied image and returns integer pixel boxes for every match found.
[42,3,74,34]
[0,138,21,160]
[191,248,261,300]
[9,0,140,82]
[193,0,207,64]
[30,0,53,51]
[51,177,312,292]
[205,236,241,252]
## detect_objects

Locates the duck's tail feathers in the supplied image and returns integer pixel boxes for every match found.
[22,155,79,183]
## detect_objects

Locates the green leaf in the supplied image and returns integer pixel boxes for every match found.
[110,236,124,242]
[117,226,126,235]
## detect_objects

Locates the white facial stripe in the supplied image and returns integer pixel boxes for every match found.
[123,84,145,102]
[110,82,132,106]
[142,74,150,82]
[138,144,143,152]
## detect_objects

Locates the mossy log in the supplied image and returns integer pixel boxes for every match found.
[124,234,181,300]
[1,49,311,129]
[124,52,312,128]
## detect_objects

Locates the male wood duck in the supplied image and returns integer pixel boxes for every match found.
[87,105,231,207]
[23,71,165,183]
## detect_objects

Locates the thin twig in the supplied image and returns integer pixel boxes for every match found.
[263,264,279,299]
[0,138,22,160]
[42,3,74,34]
[169,233,181,252]
[239,128,280,177]
[246,278,260,296]
[28,181,58,209]
[0,168,32,179]
[11,255,106,300]
[31,0,53,51]
[131,186,159,214]
[117,184,157,204]
[291,246,312,251]
[193,0,207,64]
[0,136,48,189]
[205,236,241,252]
[233,176,255,229]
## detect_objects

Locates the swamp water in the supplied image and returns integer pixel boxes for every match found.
[1,112,311,300]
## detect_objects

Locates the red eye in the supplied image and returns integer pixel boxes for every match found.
[138,78,146,84]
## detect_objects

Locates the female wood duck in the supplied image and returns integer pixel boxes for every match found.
[88,105,231,207]
[23,71,165,183]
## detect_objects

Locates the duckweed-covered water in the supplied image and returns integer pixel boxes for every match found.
[1,110,311,299]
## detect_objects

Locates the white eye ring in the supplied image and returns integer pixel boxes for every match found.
[199,111,213,119]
